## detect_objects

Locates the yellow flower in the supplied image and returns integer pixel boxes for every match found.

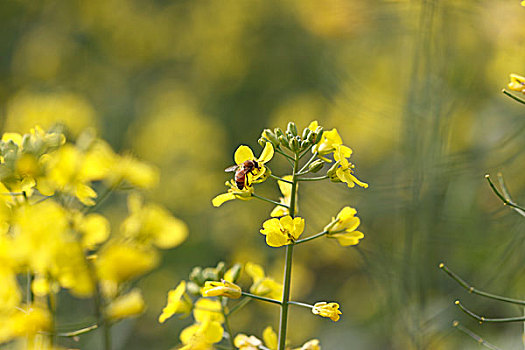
[325,207,364,246]
[8,304,52,339]
[212,179,254,207]
[159,281,192,323]
[260,215,304,247]
[233,143,274,185]
[73,212,111,250]
[262,326,277,350]
[308,121,352,160]
[193,298,224,324]
[107,154,159,189]
[509,73,525,93]
[106,289,145,321]
[311,302,342,322]
[121,194,188,249]
[234,326,277,350]
[201,280,242,299]
[330,145,368,189]
[245,262,282,300]
[180,318,224,349]
[293,339,321,350]
[270,175,296,217]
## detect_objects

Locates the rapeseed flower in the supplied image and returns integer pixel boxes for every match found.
[294,339,321,350]
[325,207,364,246]
[232,143,274,186]
[312,302,342,322]
[245,262,282,300]
[106,289,145,321]
[234,326,277,350]
[201,280,241,299]
[159,281,192,323]
[212,179,254,207]
[508,73,525,93]
[260,215,304,247]
[330,145,368,189]
[308,121,352,160]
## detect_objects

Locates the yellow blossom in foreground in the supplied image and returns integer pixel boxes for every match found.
[293,339,321,350]
[212,179,254,207]
[331,145,368,189]
[245,262,282,300]
[201,280,242,299]
[308,121,352,160]
[325,207,364,246]
[270,175,295,217]
[106,289,145,321]
[260,215,304,247]
[312,302,342,322]
[233,142,274,186]
[508,73,525,93]
[159,281,192,323]
[6,305,52,341]
[73,212,110,250]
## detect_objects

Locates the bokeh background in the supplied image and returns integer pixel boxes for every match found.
[1,0,525,349]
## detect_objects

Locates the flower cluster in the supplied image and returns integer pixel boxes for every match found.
[0,125,187,347]
[164,121,368,349]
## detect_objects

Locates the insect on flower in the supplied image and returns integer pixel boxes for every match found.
[225,160,261,190]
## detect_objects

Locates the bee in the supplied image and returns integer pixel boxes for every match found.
[225,160,260,190]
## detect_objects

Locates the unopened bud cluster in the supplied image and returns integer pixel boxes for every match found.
[259,122,323,154]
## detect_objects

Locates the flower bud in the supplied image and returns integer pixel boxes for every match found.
[287,122,298,136]
[278,135,290,149]
[224,263,242,283]
[274,128,285,138]
[326,161,339,177]
[262,129,279,145]
[300,139,310,150]
[289,137,299,152]
[302,127,312,140]
[308,159,325,173]
[186,281,201,296]
[189,267,205,286]
[202,280,242,299]
[313,127,324,144]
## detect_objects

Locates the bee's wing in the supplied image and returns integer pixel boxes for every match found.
[224,165,239,172]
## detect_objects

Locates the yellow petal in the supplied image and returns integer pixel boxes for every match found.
[1,133,23,145]
[307,121,318,131]
[106,289,145,321]
[154,217,188,249]
[212,193,236,207]
[258,142,274,164]
[234,145,255,165]
[262,326,277,350]
[245,262,265,281]
[75,183,97,206]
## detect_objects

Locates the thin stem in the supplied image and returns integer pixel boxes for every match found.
[439,263,525,305]
[296,175,328,182]
[278,153,299,350]
[84,184,118,214]
[452,321,502,350]
[298,152,318,174]
[497,173,525,217]
[298,144,314,160]
[87,257,111,350]
[57,324,99,337]
[502,89,525,106]
[241,292,282,306]
[485,174,525,214]
[227,297,252,317]
[269,174,293,184]
[455,300,525,323]
[220,297,236,349]
[295,231,328,245]
[275,148,295,162]
[251,193,289,209]
[288,301,313,309]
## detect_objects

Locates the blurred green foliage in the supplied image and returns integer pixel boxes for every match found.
[1,0,524,349]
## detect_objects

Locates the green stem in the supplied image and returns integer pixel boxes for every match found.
[269,174,293,184]
[502,89,525,106]
[275,148,295,162]
[298,152,318,173]
[485,175,525,214]
[439,263,525,305]
[298,144,314,160]
[227,297,252,317]
[296,175,328,182]
[278,153,299,350]
[220,297,236,349]
[57,324,99,337]
[241,292,282,306]
[251,193,289,208]
[288,301,313,309]
[455,300,525,323]
[295,231,328,245]
[452,321,502,350]
[87,257,111,350]
[84,183,119,214]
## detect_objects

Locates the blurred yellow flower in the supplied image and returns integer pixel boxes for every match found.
[201,280,241,299]
[159,281,192,323]
[74,212,111,249]
[234,326,277,350]
[212,179,254,207]
[107,154,159,189]
[179,318,223,350]
[193,298,224,324]
[245,262,282,300]
[6,305,52,341]
[312,302,342,322]
[508,73,525,93]
[262,326,277,350]
[106,289,145,321]
[293,339,321,350]
[260,216,304,247]
[121,194,188,249]
[325,207,364,246]
[330,145,368,189]
[270,175,295,217]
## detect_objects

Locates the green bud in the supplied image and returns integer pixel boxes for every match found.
[287,122,298,136]
[289,137,299,152]
[186,281,201,296]
[262,129,279,145]
[226,263,243,283]
[279,135,290,149]
[300,139,310,150]
[258,137,266,147]
[215,262,226,278]
[308,159,325,173]
[202,267,218,282]
[189,267,205,286]
[307,130,316,143]
[314,127,324,144]
[327,161,340,177]
[275,128,285,138]
[302,127,312,140]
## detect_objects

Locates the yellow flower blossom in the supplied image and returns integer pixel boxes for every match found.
[508,73,525,93]
[262,326,278,350]
[212,179,254,207]
[312,302,342,322]
[245,262,282,300]
[293,339,321,350]
[193,298,224,324]
[179,318,224,350]
[107,154,159,189]
[325,207,364,246]
[106,289,145,321]
[73,212,111,250]
[270,175,296,217]
[234,326,277,350]
[159,281,192,323]
[330,145,368,189]
[308,121,352,160]
[201,280,242,299]
[7,305,52,340]
[121,194,188,249]
[260,215,305,247]
[233,143,274,185]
